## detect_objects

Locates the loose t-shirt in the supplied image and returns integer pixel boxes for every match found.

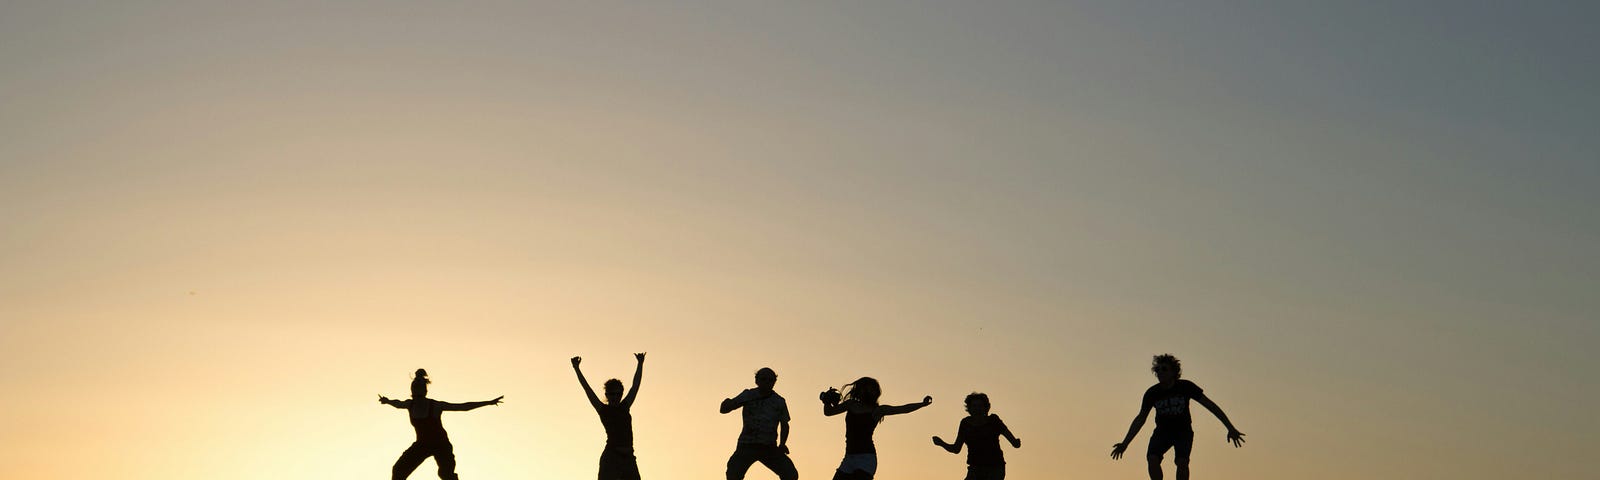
[1142,380,1204,432]
[957,414,1009,466]
[735,389,791,445]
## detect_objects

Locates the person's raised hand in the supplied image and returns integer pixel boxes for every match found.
[635,352,646,362]
[571,356,582,367]
[1227,429,1246,448]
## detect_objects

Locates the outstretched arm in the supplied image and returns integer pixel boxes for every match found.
[441,396,504,411]
[572,356,603,409]
[1110,405,1151,459]
[1195,393,1245,447]
[622,352,645,407]
[378,395,412,409]
[876,396,933,416]
[998,416,1022,448]
[932,423,964,454]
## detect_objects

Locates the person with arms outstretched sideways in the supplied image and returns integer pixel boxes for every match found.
[721,367,798,480]
[378,369,503,480]
[1110,354,1244,480]
[820,377,932,480]
[573,353,646,480]
[933,392,1021,480]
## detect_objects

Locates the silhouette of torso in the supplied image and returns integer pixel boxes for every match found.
[960,414,1008,466]
[844,401,878,454]
[738,390,790,445]
[1143,380,1203,432]
[408,399,449,444]
[596,403,633,452]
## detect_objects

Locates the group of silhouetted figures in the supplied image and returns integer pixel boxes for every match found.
[379,353,1244,480]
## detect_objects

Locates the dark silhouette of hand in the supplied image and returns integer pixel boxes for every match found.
[635,352,646,362]
[1110,442,1128,459]
[1010,437,1022,448]
[491,396,505,406]
[932,436,948,446]
[922,395,933,405]
[571,356,582,367]
[1227,429,1246,447]
[378,395,391,404]
[779,445,790,455]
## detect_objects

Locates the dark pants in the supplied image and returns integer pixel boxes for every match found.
[393,441,458,480]
[964,464,1005,480]
[599,448,641,480]
[726,444,798,480]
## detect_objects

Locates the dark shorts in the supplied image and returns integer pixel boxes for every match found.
[1147,429,1194,461]
[964,463,1006,480]
[599,448,641,480]
[727,443,798,480]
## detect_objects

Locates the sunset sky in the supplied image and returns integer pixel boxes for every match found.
[2,2,1597,479]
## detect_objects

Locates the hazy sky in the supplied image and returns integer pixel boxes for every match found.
[2,2,1596,479]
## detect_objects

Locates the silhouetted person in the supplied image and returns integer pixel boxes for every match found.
[573,353,646,480]
[820,377,932,480]
[1110,354,1244,480]
[720,367,798,480]
[932,393,1021,480]
[378,369,503,480]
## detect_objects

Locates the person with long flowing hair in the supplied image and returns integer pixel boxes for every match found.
[819,377,932,480]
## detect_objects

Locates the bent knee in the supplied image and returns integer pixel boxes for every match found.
[1147,453,1164,464]
[1174,456,1191,467]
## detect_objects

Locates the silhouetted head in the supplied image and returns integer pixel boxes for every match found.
[964,392,991,417]
[842,377,881,407]
[1151,354,1181,386]
[411,369,431,398]
[754,367,778,392]
[604,379,624,404]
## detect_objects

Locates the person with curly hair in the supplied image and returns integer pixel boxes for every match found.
[1110,354,1245,480]
[933,392,1021,480]
[820,377,932,480]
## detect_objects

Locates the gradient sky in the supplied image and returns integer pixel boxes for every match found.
[2,2,1596,479]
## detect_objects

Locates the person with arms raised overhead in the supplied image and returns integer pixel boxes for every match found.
[933,392,1021,480]
[721,367,799,480]
[573,353,646,480]
[1110,354,1245,480]
[378,369,503,480]
[820,377,932,480]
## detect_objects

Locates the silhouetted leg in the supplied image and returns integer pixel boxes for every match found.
[754,446,798,480]
[434,443,459,480]
[597,452,613,480]
[726,445,759,480]
[1147,431,1177,480]
[598,449,640,480]
[964,464,1005,480]
[1172,431,1193,480]
[393,443,429,480]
